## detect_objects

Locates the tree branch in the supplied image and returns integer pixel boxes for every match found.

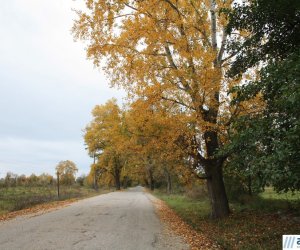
[209,0,217,51]
[161,96,194,110]
[217,28,227,65]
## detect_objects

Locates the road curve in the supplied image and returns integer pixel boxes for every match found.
[0,186,188,250]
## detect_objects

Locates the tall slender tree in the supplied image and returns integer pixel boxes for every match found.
[84,99,126,190]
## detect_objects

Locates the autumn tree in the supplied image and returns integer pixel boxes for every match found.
[73,0,242,217]
[4,172,18,187]
[124,98,193,192]
[56,160,78,185]
[84,99,127,190]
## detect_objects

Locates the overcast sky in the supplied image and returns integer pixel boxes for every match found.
[0,0,124,178]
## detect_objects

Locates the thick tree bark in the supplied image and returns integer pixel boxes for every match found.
[202,128,230,218]
[113,164,121,190]
[248,175,252,196]
[94,171,98,191]
[143,177,149,187]
[146,157,155,191]
[122,176,128,189]
[204,160,229,218]
[56,172,60,199]
[112,155,122,190]
[114,169,121,190]
[149,169,155,191]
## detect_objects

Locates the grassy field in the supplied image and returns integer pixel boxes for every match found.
[155,188,300,250]
[0,185,101,216]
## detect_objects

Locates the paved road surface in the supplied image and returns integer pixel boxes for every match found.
[0,186,188,250]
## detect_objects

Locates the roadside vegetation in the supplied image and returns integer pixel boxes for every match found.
[0,169,106,216]
[0,185,98,216]
[155,187,300,250]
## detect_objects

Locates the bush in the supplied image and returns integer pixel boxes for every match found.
[185,184,208,199]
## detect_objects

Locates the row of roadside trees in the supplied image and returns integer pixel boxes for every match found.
[75,0,300,218]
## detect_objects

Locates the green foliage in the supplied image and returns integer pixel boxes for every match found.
[226,0,300,76]
[154,192,211,221]
[224,172,261,202]
[225,52,300,193]
[223,0,300,194]
[260,187,300,201]
[76,175,86,186]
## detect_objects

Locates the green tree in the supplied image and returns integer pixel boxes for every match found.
[226,0,300,77]
[223,0,300,193]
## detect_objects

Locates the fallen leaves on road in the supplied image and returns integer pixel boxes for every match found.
[153,198,220,250]
[0,199,78,223]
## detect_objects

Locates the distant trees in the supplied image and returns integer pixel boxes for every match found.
[56,160,78,185]
[0,161,79,189]
[4,172,18,187]
[84,99,126,190]
[84,98,199,193]
[76,174,86,186]
[0,172,54,188]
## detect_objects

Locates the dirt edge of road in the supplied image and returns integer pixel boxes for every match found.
[0,190,113,223]
[0,199,78,223]
[150,195,221,250]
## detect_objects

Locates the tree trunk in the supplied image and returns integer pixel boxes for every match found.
[114,174,121,190]
[144,177,149,187]
[123,176,128,189]
[114,168,121,190]
[203,129,230,218]
[164,168,172,194]
[148,169,154,191]
[56,172,60,199]
[93,154,98,191]
[248,175,252,196]
[112,155,121,190]
[94,170,98,191]
[204,160,230,218]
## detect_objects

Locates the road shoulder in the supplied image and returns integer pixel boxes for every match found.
[147,193,220,250]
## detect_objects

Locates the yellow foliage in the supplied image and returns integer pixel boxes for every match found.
[74,1,263,201]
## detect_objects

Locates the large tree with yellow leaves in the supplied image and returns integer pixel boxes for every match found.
[84,99,126,190]
[73,0,239,218]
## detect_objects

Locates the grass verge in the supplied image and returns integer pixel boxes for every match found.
[154,189,300,250]
[0,185,105,216]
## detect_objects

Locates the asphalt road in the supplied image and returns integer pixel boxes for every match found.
[0,186,188,250]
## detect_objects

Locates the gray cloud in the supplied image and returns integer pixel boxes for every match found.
[0,0,124,177]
